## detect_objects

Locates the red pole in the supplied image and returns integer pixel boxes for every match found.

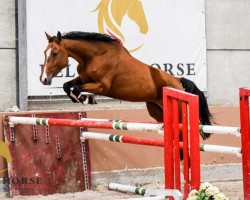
[239,88,250,199]
[189,95,201,190]
[164,90,174,189]
[48,118,114,129]
[182,101,190,198]
[121,136,164,147]
[173,98,181,190]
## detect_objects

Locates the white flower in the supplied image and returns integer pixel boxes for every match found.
[188,182,228,200]
[199,182,212,190]
[187,196,197,200]
[205,186,220,197]
[188,189,198,197]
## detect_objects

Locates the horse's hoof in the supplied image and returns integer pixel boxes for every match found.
[89,95,97,104]
[69,91,80,103]
[78,95,89,105]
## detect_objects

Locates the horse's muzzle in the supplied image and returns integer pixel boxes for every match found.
[40,75,52,85]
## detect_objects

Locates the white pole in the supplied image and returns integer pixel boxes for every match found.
[80,132,114,142]
[81,118,113,122]
[109,183,183,200]
[201,144,241,157]
[201,125,241,136]
[109,183,146,195]
[8,116,47,125]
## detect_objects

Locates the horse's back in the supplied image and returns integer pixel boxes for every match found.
[106,50,183,101]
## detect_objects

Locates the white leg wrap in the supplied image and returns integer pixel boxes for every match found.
[77,93,89,105]
[83,96,89,105]
[70,91,80,103]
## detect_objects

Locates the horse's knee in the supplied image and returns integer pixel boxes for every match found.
[72,86,81,96]
[63,82,78,103]
[63,82,71,93]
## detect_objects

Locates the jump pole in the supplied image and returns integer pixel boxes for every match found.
[7,116,163,133]
[108,183,183,200]
[81,131,242,156]
[80,117,161,124]
[82,117,241,136]
[7,116,241,135]
[80,131,164,147]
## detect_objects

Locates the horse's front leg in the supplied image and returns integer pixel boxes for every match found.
[63,77,97,105]
[72,82,109,105]
[63,76,84,103]
[71,85,97,105]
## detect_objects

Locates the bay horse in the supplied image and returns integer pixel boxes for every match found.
[40,31,212,146]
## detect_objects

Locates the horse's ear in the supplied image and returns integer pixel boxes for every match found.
[55,31,62,44]
[45,32,51,42]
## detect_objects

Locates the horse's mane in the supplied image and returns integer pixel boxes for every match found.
[58,31,120,43]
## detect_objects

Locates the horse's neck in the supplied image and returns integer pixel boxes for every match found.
[63,40,97,65]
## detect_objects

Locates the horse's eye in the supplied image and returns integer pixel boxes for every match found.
[52,52,58,57]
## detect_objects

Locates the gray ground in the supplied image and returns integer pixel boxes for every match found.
[0,180,243,200]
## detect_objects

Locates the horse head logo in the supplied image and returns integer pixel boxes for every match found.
[0,141,12,173]
[93,0,149,52]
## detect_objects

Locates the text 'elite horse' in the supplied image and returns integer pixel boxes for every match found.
[40,31,212,148]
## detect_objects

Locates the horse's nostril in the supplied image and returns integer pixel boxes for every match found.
[44,78,47,83]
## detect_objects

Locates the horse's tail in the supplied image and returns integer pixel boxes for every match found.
[180,77,213,140]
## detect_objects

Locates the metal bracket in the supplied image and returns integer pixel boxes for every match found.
[56,136,62,159]
[9,122,15,142]
[32,115,38,141]
[45,125,50,144]
[78,112,86,133]
[78,112,90,190]
[81,142,89,190]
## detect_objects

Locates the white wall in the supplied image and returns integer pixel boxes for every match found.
[206,0,250,105]
[0,0,16,111]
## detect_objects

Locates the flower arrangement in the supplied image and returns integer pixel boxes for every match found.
[187,182,229,200]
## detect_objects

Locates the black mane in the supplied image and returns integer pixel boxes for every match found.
[56,31,120,43]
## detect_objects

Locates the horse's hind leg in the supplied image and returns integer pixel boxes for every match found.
[146,101,185,161]
[146,102,163,122]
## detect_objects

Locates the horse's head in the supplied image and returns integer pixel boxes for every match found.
[125,0,148,34]
[40,31,69,85]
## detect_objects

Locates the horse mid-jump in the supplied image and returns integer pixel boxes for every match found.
[40,31,212,142]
